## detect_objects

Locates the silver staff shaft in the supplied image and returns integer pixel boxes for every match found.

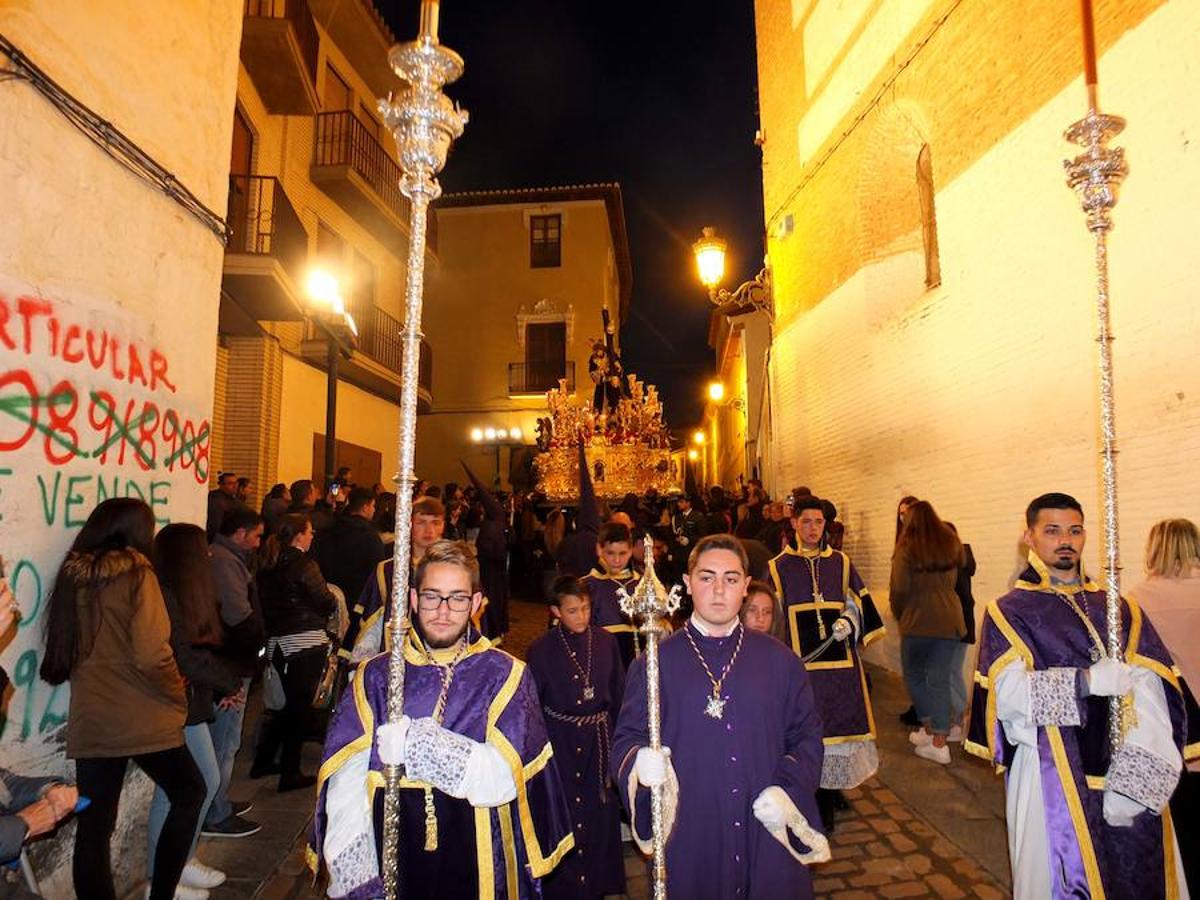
[645,628,666,900]
[377,4,468,896]
[1064,104,1128,752]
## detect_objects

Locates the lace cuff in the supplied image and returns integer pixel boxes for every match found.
[406,717,476,796]
[328,832,381,899]
[1106,741,1179,813]
[1029,667,1081,726]
[820,741,878,790]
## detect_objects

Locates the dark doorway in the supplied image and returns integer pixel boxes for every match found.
[524,322,566,392]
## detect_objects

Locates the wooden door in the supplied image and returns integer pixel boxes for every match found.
[228,108,254,250]
[525,322,566,392]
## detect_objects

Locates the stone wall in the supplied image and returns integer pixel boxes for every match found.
[0,3,242,892]
[756,0,1200,671]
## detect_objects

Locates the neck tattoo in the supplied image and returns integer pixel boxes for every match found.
[558,625,595,703]
[684,622,746,720]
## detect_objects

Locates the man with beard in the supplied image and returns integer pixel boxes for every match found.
[311,540,574,898]
[966,493,1194,898]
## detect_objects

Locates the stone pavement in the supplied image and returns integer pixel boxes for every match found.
[197,599,1014,898]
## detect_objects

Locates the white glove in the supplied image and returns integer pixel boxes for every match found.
[831,617,853,642]
[376,716,411,767]
[1102,789,1142,827]
[635,746,671,788]
[752,785,791,829]
[1087,659,1133,697]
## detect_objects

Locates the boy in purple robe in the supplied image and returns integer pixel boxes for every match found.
[581,521,641,669]
[965,493,1196,898]
[612,534,829,899]
[310,540,574,898]
[341,497,446,662]
[526,576,626,899]
[768,496,884,820]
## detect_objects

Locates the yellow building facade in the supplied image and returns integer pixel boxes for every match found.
[418,185,632,489]
[215,0,432,502]
[755,0,1200,669]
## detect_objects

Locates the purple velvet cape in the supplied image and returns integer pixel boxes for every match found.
[965,560,1192,899]
[611,622,825,899]
[768,546,884,743]
[526,624,627,898]
[339,558,396,661]
[309,632,575,899]
[581,568,640,669]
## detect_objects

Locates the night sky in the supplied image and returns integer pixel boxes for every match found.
[377,0,765,428]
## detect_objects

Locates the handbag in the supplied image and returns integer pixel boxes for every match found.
[311,641,340,710]
[262,656,286,711]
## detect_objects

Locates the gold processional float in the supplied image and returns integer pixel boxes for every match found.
[533,302,684,502]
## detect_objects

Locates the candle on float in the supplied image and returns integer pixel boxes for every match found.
[1080,0,1099,109]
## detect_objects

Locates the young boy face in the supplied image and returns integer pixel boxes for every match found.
[552,593,592,635]
[684,547,748,631]
[597,539,633,574]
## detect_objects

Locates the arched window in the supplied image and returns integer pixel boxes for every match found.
[916,144,941,289]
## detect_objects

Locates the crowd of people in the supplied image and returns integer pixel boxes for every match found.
[1,459,1196,899]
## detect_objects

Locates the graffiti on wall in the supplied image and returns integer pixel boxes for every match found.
[0,281,211,743]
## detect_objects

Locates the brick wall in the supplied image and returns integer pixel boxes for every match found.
[758,0,1200,672]
[221,336,284,509]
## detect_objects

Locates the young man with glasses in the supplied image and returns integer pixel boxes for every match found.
[311,540,574,898]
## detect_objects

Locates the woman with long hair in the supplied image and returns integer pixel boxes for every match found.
[889,500,965,765]
[40,498,206,900]
[251,514,335,791]
[1131,518,1200,894]
[894,495,919,545]
[147,523,242,894]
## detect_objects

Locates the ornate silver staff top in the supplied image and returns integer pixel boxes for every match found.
[377,3,468,898]
[1062,1,1128,751]
[619,536,681,900]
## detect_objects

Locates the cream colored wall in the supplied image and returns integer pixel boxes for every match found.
[0,2,242,892]
[277,352,401,487]
[760,0,1200,675]
[416,199,619,486]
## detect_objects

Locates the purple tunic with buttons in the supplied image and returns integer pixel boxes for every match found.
[527,624,626,899]
[611,622,825,899]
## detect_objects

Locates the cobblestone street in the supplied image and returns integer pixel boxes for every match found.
[205,599,1013,899]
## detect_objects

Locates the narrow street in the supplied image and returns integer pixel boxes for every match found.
[198,598,1012,899]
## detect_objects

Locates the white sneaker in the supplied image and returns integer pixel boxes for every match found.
[948,724,965,743]
[908,728,933,747]
[181,858,227,889]
[914,742,951,765]
[144,885,209,900]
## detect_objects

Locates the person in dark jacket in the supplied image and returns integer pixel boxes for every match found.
[312,487,385,605]
[206,472,241,543]
[260,483,290,536]
[202,508,265,839]
[148,524,241,892]
[251,514,336,791]
[944,522,976,740]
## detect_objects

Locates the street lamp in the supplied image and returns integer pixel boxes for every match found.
[305,267,356,495]
[707,380,726,403]
[469,422,526,487]
[687,448,699,461]
[691,226,774,321]
[692,429,706,446]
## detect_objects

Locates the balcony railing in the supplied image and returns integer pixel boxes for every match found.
[354,305,432,393]
[509,361,575,395]
[226,175,308,276]
[241,0,319,114]
[313,111,408,223]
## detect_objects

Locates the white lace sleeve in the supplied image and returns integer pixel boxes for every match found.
[405,717,476,797]
[1105,666,1182,813]
[350,618,383,663]
[323,747,379,898]
[840,594,863,640]
[1027,667,1082,727]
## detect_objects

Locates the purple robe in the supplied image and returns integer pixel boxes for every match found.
[339,558,396,660]
[965,559,1192,899]
[526,625,626,899]
[581,568,640,668]
[612,622,825,899]
[768,546,883,743]
[310,631,575,898]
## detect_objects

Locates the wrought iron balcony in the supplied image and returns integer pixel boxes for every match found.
[221,175,308,327]
[311,111,410,246]
[301,308,432,412]
[241,0,320,115]
[509,361,575,396]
